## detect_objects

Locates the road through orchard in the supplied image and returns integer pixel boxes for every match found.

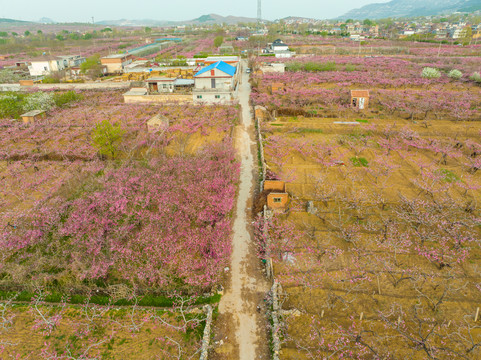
[216,61,270,360]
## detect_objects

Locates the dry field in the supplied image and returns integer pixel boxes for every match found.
[254,51,481,357]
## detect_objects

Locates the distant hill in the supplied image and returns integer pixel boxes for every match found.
[95,18,175,27]
[339,0,481,20]
[0,18,34,24]
[186,13,258,24]
[97,13,259,27]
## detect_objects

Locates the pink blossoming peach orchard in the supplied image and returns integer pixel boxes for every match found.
[251,50,481,358]
[0,91,240,294]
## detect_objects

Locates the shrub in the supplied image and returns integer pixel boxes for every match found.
[470,72,481,83]
[42,76,60,84]
[350,157,369,167]
[22,92,55,112]
[0,94,23,118]
[0,69,21,83]
[91,120,125,159]
[53,91,82,107]
[287,61,336,72]
[447,69,463,79]
[421,67,441,79]
[437,169,459,183]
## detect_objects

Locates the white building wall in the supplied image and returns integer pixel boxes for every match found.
[194,68,234,90]
[28,60,65,76]
[28,61,52,76]
[193,92,231,104]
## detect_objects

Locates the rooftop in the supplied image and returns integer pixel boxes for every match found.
[146,77,175,82]
[195,61,236,77]
[204,56,239,62]
[102,53,130,59]
[351,90,370,97]
[174,79,194,86]
[21,110,45,117]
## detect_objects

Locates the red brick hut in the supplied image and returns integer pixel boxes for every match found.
[264,180,289,210]
[350,90,370,110]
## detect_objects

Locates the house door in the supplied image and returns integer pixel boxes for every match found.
[211,78,216,88]
[359,97,365,109]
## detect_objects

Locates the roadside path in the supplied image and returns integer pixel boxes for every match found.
[214,60,269,359]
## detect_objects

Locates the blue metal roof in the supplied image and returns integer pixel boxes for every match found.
[195,61,236,77]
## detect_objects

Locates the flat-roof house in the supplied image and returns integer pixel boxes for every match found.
[27,55,85,77]
[28,57,67,76]
[193,61,237,104]
[100,54,134,74]
[146,77,194,93]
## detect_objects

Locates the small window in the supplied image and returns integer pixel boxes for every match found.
[197,95,202,99]
[215,95,221,99]
[163,84,167,89]
[273,197,282,203]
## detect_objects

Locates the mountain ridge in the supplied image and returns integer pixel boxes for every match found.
[339,0,481,20]
[96,13,259,27]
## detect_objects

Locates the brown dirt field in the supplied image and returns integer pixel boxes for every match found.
[261,112,481,358]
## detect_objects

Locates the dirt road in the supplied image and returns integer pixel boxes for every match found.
[213,61,270,359]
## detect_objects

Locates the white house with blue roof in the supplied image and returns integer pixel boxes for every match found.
[193,61,237,104]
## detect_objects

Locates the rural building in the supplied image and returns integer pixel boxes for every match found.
[100,54,134,74]
[267,193,289,210]
[263,39,293,58]
[21,110,46,123]
[269,82,285,94]
[147,77,176,93]
[193,61,237,104]
[27,57,66,76]
[57,55,86,67]
[264,180,289,211]
[146,77,194,93]
[27,55,85,76]
[195,56,240,67]
[350,90,370,110]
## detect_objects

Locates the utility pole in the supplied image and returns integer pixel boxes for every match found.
[257,0,262,26]
[92,16,94,25]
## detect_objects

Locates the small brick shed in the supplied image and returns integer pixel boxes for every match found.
[264,180,289,210]
[21,110,46,124]
[269,82,285,94]
[350,90,370,110]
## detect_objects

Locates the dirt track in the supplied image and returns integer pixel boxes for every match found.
[213,61,270,360]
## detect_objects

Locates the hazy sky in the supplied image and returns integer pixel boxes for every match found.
[0,0,389,22]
